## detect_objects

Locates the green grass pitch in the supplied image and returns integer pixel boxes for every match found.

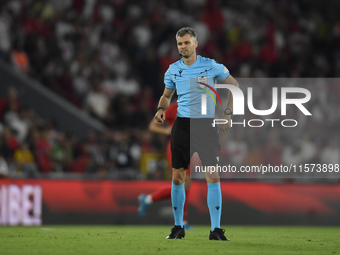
[0,225,339,255]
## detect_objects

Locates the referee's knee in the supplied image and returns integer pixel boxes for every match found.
[206,177,220,183]
[172,168,186,185]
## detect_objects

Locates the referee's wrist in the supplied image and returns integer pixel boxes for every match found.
[156,106,164,113]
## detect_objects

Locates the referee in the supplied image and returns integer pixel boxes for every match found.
[154,27,240,240]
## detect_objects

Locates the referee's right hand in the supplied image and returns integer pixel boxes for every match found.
[155,109,166,123]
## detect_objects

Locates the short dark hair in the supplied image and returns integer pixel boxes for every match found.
[176,27,197,40]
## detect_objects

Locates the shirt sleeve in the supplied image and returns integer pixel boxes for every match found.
[212,60,230,80]
[164,67,175,89]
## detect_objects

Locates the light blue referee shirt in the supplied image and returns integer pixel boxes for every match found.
[164,55,230,118]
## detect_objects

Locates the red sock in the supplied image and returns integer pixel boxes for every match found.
[151,185,171,202]
[183,189,189,222]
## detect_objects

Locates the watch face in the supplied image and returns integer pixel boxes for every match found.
[224,108,232,115]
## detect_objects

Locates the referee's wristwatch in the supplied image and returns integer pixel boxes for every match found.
[224,108,232,115]
[156,107,164,113]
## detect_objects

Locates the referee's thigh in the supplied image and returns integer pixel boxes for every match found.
[171,118,191,170]
[192,120,220,167]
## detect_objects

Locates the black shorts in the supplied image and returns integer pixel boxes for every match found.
[171,117,221,169]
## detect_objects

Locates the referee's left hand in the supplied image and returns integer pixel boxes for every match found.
[220,113,231,132]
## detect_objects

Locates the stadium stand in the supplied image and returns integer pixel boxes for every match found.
[0,0,339,181]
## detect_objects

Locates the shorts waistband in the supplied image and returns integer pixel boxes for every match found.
[177,117,215,122]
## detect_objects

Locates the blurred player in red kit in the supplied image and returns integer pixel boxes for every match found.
[138,102,194,230]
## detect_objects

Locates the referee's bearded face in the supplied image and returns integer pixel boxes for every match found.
[177,34,198,59]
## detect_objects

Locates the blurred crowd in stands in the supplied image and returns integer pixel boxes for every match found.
[0,87,160,179]
[0,0,339,181]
